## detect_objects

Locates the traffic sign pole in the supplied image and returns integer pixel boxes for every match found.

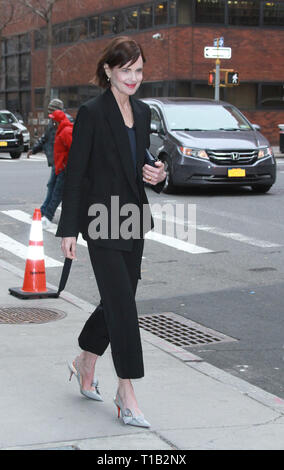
[214,39,221,101]
[215,59,220,100]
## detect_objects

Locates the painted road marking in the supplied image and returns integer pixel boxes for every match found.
[0,232,62,267]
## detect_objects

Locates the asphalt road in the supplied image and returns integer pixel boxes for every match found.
[1,152,284,398]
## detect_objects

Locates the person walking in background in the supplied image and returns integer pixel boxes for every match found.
[42,110,74,228]
[27,99,74,228]
[57,36,166,428]
[27,99,64,227]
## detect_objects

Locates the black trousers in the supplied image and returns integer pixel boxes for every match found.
[78,239,145,379]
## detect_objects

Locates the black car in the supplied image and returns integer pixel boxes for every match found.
[0,111,24,159]
[142,98,276,194]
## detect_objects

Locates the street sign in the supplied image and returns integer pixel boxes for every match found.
[214,37,224,47]
[204,47,232,59]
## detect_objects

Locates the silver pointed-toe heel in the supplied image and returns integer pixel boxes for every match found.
[67,360,103,402]
[113,393,150,428]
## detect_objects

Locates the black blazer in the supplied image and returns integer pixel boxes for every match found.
[56,88,164,251]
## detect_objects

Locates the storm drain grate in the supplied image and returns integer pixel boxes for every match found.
[139,312,236,348]
[0,307,67,324]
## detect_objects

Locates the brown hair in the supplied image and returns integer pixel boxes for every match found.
[93,36,146,89]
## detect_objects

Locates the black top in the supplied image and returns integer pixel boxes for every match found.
[126,125,137,172]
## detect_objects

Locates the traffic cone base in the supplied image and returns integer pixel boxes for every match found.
[9,286,58,299]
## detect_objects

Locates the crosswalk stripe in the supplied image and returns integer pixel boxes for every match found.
[0,232,62,267]
[152,212,280,249]
[2,208,280,253]
[1,210,87,246]
[0,156,45,162]
[145,231,212,254]
[3,209,210,254]
[195,224,280,248]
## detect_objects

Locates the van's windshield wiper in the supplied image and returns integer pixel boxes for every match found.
[213,127,242,131]
[171,128,204,131]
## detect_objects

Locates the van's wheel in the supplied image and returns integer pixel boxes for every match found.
[10,152,22,159]
[251,184,273,194]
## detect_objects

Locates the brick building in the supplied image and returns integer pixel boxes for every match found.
[1,0,284,143]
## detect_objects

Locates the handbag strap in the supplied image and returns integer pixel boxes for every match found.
[56,234,78,296]
[57,256,73,295]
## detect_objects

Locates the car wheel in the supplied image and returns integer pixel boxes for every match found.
[10,152,22,159]
[251,184,273,194]
[162,156,176,194]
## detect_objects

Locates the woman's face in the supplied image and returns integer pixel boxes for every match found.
[105,55,144,97]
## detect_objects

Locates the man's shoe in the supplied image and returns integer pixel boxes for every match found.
[42,216,52,229]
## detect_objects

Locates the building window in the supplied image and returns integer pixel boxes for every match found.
[0,93,5,108]
[175,80,191,96]
[68,19,88,43]
[124,8,139,30]
[193,83,215,100]
[225,83,257,109]
[139,4,153,29]
[20,54,30,88]
[20,91,31,116]
[2,33,31,117]
[136,81,153,97]
[169,0,177,24]
[261,84,284,108]
[155,1,168,25]
[113,13,125,34]
[78,85,97,104]
[6,56,19,89]
[6,36,18,54]
[101,13,116,35]
[0,57,5,91]
[35,89,44,109]
[67,87,78,108]
[53,23,69,45]
[228,0,260,26]
[177,0,192,24]
[36,85,100,110]
[263,1,284,26]
[19,33,31,52]
[195,0,226,24]
[34,29,47,49]
[7,92,19,111]
[89,16,99,38]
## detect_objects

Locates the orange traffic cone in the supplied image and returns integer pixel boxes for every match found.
[9,209,58,299]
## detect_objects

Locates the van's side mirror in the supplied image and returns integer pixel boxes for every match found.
[150,123,158,133]
[252,124,261,131]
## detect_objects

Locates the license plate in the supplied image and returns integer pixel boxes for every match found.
[228,168,246,177]
[0,141,7,147]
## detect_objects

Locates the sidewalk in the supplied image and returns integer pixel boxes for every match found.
[0,260,284,450]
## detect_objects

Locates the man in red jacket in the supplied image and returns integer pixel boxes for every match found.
[41,110,74,228]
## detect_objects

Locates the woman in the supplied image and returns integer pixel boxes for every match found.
[57,36,166,427]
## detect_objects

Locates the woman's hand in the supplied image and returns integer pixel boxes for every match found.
[61,237,77,260]
[142,160,166,185]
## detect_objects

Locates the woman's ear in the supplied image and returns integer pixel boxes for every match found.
[104,63,111,80]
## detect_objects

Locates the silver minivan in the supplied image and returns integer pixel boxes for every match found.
[143,98,276,194]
